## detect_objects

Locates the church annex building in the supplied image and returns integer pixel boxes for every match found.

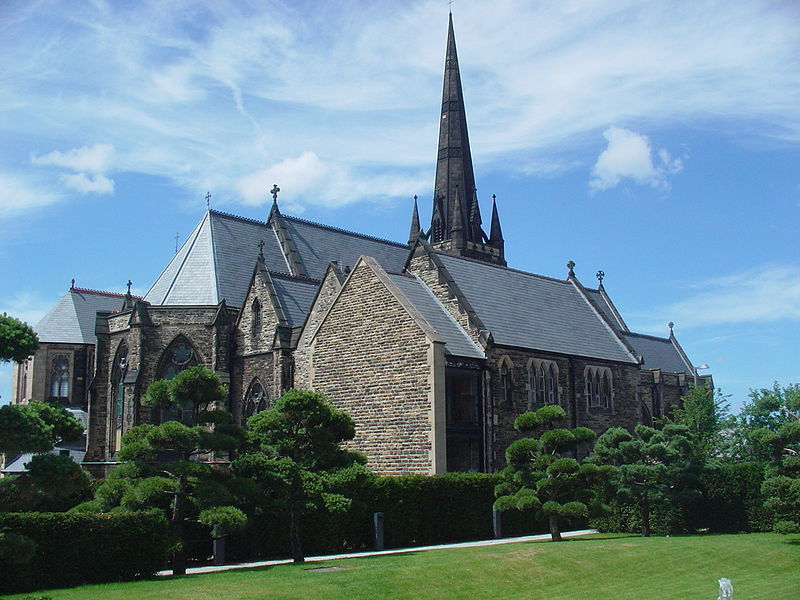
[10,15,708,476]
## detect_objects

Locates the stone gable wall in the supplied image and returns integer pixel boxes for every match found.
[294,271,341,390]
[408,254,483,348]
[236,270,280,357]
[310,261,436,475]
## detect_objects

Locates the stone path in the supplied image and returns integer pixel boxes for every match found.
[157,528,598,576]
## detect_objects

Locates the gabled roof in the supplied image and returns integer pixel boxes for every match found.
[435,253,637,364]
[144,209,409,309]
[622,332,694,374]
[585,288,629,332]
[386,272,484,359]
[35,288,129,344]
[270,272,320,327]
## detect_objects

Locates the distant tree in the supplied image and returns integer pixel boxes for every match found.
[664,385,733,461]
[0,314,39,363]
[591,424,698,537]
[493,405,607,542]
[0,401,83,458]
[232,389,372,562]
[746,383,800,533]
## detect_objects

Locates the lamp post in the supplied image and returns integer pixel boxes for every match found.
[693,364,710,387]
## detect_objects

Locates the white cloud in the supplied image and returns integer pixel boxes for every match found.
[61,172,115,195]
[639,265,800,332]
[31,144,114,174]
[589,126,683,192]
[0,291,55,327]
[0,172,61,216]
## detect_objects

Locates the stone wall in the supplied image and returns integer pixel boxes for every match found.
[310,260,439,475]
[294,268,341,390]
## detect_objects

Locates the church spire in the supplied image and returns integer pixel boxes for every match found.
[408,195,421,245]
[427,13,505,266]
[431,12,481,246]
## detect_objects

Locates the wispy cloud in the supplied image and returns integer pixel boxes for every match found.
[1,0,799,212]
[0,291,56,326]
[589,126,683,192]
[637,265,800,332]
[0,172,62,217]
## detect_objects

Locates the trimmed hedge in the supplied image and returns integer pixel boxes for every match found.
[0,512,170,594]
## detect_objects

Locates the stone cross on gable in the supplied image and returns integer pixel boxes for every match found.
[270,184,280,203]
[596,270,605,284]
[567,260,576,277]
[126,280,133,295]
[206,191,211,209]
[258,239,265,258]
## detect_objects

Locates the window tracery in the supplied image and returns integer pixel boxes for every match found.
[527,359,559,407]
[50,355,69,398]
[243,379,268,421]
[585,366,613,409]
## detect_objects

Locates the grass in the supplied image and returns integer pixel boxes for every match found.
[3,533,798,600]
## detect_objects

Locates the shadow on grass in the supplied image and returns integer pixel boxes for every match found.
[783,536,800,546]
[560,534,640,542]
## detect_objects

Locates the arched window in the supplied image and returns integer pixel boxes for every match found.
[50,355,69,398]
[537,364,546,404]
[251,299,262,338]
[586,366,612,409]
[243,380,268,421]
[156,337,200,424]
[546,364,557,404]
[499,361,512,406]
[111,343,128,450]
[528,364,538,407]
[158,337,198,381]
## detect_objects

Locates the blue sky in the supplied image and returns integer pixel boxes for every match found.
[1,0,798,410]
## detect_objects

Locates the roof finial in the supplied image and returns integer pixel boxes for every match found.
[206,191,211,209]
[71,278,75,290]
[668,321,674,335]
[270,184,280,204]
[258,239,265,258]
[567,260,576,277]
[449,0,454,14]
[126,280,133,295]
[596,270,605,285]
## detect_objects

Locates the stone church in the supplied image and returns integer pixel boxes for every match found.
[10,15,707,476]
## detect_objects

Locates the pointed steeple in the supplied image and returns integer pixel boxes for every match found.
[427,13,505,266]
[489,194,504,246]
[408,195,421,245]
[431,12,481,245]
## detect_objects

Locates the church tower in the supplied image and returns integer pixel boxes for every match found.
[426,13,505,266]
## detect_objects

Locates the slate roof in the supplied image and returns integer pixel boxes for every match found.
[386,272,484,359]
[585,288,627,331]
[436,254,636,363]
[145,210,409,309]
[282,217,409,280]
[35,288,128,344]
[271,273,320,326]
[622,332,693,373]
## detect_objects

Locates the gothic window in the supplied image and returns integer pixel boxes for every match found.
[50,355,69,398]
[111,343,128,451]
[251,299,262,338]
[499,360,512,406]
[586,366,612,409]
[158,338,197,381]
[243,380,268,421]
[528,359,559,408]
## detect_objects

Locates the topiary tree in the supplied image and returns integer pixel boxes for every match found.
[232,388,372,562]
[591,424,698,536]
[0,453,93,513]
[493,405,608,541]
[0,313,38,364]
[0,401,84,458]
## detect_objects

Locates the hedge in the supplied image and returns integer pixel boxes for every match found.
[0,512,170,594]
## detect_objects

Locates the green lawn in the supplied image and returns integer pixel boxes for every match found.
[4,533,798,600]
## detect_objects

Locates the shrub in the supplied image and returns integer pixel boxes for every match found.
[0,512,169,594]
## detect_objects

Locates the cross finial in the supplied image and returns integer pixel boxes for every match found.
[567,260,576,277]
[492,194,496,202]
[205,191,211,209]
[270,184,280,203]
[668,321,674,334]
[596,270,605,284]
[126,280,132,295]
[413,194,418,202]
[71,278,75,290]
[258,239,265,258]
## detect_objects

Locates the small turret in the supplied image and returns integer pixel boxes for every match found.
[408,195,421,245]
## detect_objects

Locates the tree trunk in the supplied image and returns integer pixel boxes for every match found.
[289,509,304,563]
[641,497,651,538]
[549,514,562,542]
[171,474,188,575]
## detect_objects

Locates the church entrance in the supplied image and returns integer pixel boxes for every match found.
[444,367,484,472]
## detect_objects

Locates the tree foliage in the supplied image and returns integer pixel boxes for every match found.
[232,388,372,562]
[591,424,698,536]
[142,365,227,415]
[0,313,39,363]
[493,405,608,541]
[0,453,93,513]
[666,385,732,460]
[0,401,84,457]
